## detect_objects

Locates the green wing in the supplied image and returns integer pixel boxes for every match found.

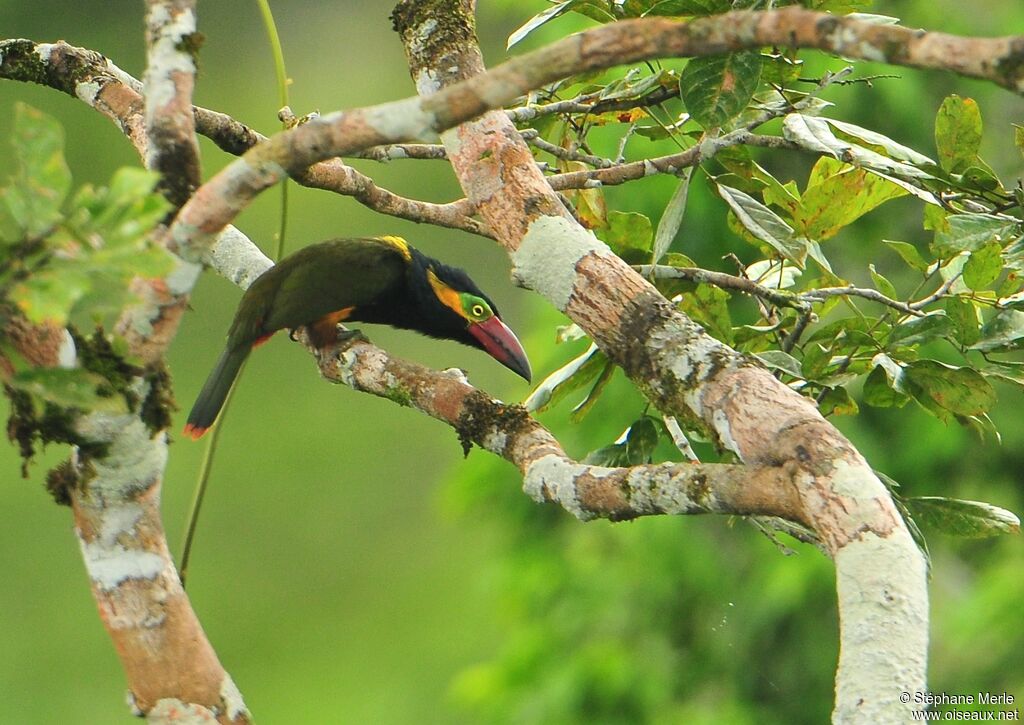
[227,238,408,347]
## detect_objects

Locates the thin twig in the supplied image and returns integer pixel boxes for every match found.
[909,272,962,310]
[520,129,615,168]
[636,264,809,312]
[803,286,924,316]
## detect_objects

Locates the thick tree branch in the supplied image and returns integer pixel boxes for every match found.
[312,336,804,524]
[389,4,936,722]
[0,11,250,724]
[0,39,487,238]
[142,0,202,208]
[161,7,1023,260]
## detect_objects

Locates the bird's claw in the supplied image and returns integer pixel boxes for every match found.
[336,327,369,346]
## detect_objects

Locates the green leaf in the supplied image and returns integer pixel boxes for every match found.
[807,314,883,341]
[1014,124,1024,160]
[945,297,980,347]
[863,359,910,408]
[570,358,616,422]
[824,118,934,166]
[524,343,607,413]
[960,162,1002,193]
[507,1,577,49]
[883,240,929,272]
[795,157,907,240]
[679,51,763,129]
[935,95,982,173]
[800,342,832,379]
[564,163,608,230]
[625,417,659,465]
[962,241,1003,291]
[931,213,1019,256]
[597,210,652,263]
[971,309,1024,352]
[905,497,1020,538]
[923,204,949,232]
[716,184,804,265]
[581,418,660,467]
[640,0,731,16]
[818,385,859,416]
[810,0,873,11]
[888,313,953,347]
[596,68,678,106]
[804,239,835,274]
[677,283,733,344]
[759,52,803,85]
[981,361,1024,390]
[10,268,91,325]
[1005,237,1024,274]
[868,264,897,299]
[5,103,72,237]
[783,114,934,182]
[8,368,127,412]
[754,350,803,379]
[904,360,996,417]
[745,259,801,289]
[652,168,693,264]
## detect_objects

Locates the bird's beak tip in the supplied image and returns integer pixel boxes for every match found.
[469,316,532,383]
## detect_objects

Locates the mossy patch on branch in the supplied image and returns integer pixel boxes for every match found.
[73,327,141,408]
[45,458,78,506]
[3,327,175,493]
[456,390,533,457]
[140,361,175,434]
[4,382,109,479]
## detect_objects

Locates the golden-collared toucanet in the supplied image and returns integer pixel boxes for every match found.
[184,236,531,438]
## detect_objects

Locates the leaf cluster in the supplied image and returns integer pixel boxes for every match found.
[0,104,174,431]
[507,5,1022,541]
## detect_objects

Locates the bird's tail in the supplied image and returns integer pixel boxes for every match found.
[183,345,249,439]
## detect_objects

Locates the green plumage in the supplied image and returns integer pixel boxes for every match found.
[184,236,531,438]
[229,238,407,345]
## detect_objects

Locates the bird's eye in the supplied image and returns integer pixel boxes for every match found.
[471,304,485,318]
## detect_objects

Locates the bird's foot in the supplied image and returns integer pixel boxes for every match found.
[335,327,369,346]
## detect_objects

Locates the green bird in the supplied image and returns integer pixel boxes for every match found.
[184,236,532,439]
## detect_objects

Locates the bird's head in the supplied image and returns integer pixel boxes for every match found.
[412,255,532,382]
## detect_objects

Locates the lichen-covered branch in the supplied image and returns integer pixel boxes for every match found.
[163,6,1023,261]
[635,264,811,313]
[391,3,932,722]
[142,0,201,207]
[1,11,250,724]
[0,39,487,238]
[311,335,804,524]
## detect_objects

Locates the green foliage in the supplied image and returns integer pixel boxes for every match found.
[0,104,70,240]
[906,497,1021,538]
[491,16,1023,719]
[716,184,804,264]
[596,210,653,262]
[679,51,763,129]
[7,367,127,413]
[498,17,1023,698]
[0,104,173,327]
[583,416,659,466]
[793,157,906,240]
[0,104,173,422]
[935,95,982,174]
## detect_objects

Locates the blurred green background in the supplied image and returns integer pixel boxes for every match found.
[1,1,1021,723]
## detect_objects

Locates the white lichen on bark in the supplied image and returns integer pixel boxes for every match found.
[523,453,594,520]
[511,216,611,309]
[833,529,929,723]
